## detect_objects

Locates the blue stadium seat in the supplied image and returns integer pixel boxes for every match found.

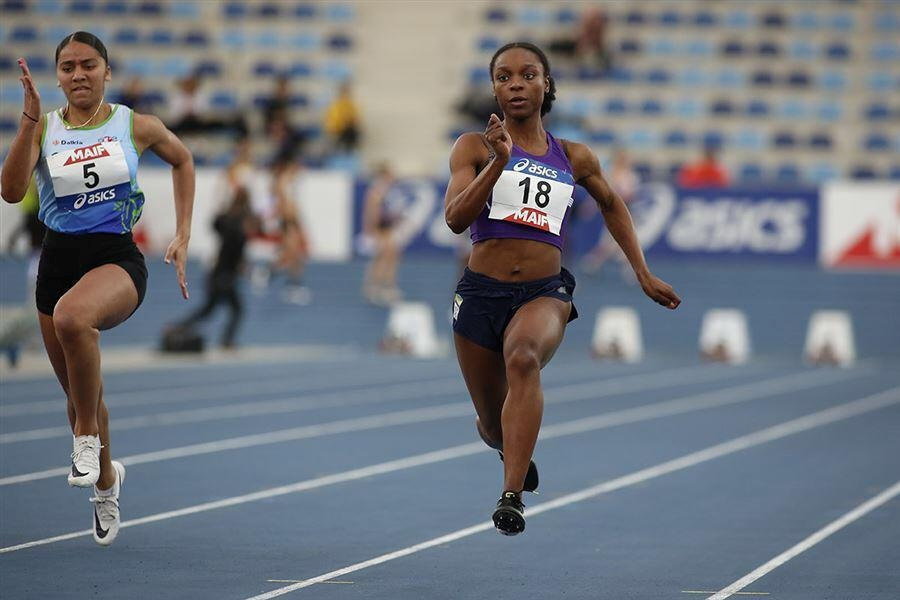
[625,10,646,25]
[633,162,653,181]
[825,42,851,60]
[25,55,50,73]
[778,99,808,119]
[760,11,786,28]
[646,68,671,85]
[576,66,608,81]
[809,133,833,150]
[667,163,685,179]
[674,98,702,118]
[254,30,280,49]
[715,69,744,88]
[518,6,547,25]
[792,11,818,30]
[148,29,174,46]
[640,99,663,115]
[69,0,95,12]
[724,10,751,28]
[789,40,817,60]
[253,61,278,78]
[866,71,894,92]
[223,1,246,19]
[746,100,770,117]
[693,11,717,27]
[721,39,745,56]
[325,4,354,22]
[829,12,855,32]
[619,38,642,55]
[327,34,354,51]
[787,70,811,88]
[850,166,877,180]
[289,62,313,78]
[293,3,316,18]
[114,28,141,46]
[871,42,898,62]
[485,8,507,22]
[44,25,71,44]
[221,29,246,49]
[11,25,38,43]
[142,89,166,105]
[757,41,781,57]
[211,91,238,111]
[290,32,320,50]
[773,131,797,148]
[735,128,765,151]
[710,99,735,116]
[864,133,890,151]
[160,57,190,78]
[659,10,681,27]
[184,30,209,47]
[817,101,843,122]
[739,163,764,181]
[865,103,891,121]
[2,0,26,12]
[589,128,616,145]
[478,36,500,52]
[608,67,633,83]
[685,39,713,57]
[775,164,800,183]
[321,60,351,80]
[556,8,578,24]
[751,70,776,87]
[604,98,628,115]
[135,1,163,16]
[702,130,725,148]
[807,162,839,183]
[820,70,847,91]
[101,0,127,14]
[170,1,200,19]
[664,130,690,147]
[123,57,152,77]
[647,38,674,56]
[257,2,280,17]
[468,65,490,84]
[35,0,65,14]
[873,10,900,32]
[195,60,222,78]
[0,118,18,134]
[889,165,900,181]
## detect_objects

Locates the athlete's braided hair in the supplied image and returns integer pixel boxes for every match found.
[489,42,556,116]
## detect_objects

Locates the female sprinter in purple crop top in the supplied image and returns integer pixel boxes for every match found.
[445,42,681,536]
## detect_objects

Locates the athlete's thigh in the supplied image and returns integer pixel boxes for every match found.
[38,312,70,393]
[55,264,139,331]
[503,296,571,368]
[454,332,508,416]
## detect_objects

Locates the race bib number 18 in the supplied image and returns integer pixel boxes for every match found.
[488,157,574,235]
[47,141,131,212]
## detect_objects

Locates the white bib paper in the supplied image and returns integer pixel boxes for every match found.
[46,141,131,212]
[488,157,574,235]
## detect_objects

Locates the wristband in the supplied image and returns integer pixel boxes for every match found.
[22,112,38,123]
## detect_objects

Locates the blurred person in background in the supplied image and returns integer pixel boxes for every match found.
[361,163,404,305]
[168,71,246,136]
[678,144,730,188]
[323,81,360,155]
[226,135,254,192]
[261,74,293,133]
[1,32,194,547]
[548,7,612,71]
[271,156,311,304]
[445,42,680,536]
[115,76,155,114]
[173,186,258,349]
[581,147,640,275]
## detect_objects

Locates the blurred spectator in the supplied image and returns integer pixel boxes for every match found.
[267,112,304,166]
[115,76,155,114]
[361,163,404,305]
[174,187,258,349]
[168,72,246,136]
[455,85,498,125]
[548,7,612,71]
[271,158,311,304]
[581,148,640,274]
[323,81,361,154]
[261,74,293,133]
[226,136,254,192]
[678,146,730,188]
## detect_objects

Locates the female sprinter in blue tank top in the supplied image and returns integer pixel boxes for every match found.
[446,42,681,536]
[1,32,194,546]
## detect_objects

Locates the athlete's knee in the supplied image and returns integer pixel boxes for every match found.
[504,343,541,380]
[52,303,97,343]
[476,416,503,450]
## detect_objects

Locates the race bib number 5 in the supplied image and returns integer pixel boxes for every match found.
[47,141,131,212]
[488,157,574,235]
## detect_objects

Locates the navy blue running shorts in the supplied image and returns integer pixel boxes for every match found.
[452,267,578,353]
[36,229,148,317]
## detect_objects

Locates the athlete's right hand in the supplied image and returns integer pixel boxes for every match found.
[18,58,41,123]
[484,113,512,163]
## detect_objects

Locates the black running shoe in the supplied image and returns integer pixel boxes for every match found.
[492,491,525,536]
[498,451,539,493]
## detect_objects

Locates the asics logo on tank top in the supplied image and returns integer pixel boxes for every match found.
[512,158,559,180]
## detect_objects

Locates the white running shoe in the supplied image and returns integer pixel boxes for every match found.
[68,435,101,487]
[91,460,125,546]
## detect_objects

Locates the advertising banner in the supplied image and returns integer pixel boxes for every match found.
[821,182,900,269]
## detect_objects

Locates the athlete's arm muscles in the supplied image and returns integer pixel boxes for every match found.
[565,140,681,309]
[0,117,41,204]
[444,132,503,234]
[133,112,194,299]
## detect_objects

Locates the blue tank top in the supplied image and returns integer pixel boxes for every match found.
[470,131,575,250]
[35,103,144,234]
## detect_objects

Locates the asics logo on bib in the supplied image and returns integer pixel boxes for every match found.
[73,188,116,209]
[63,143,110,166]
[511,158,558,180]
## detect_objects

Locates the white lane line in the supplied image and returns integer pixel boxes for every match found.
[0,363,730,443]
[705,480,900,600]
[0,370,870,552]
[242,386,900,599]
[0,367,856,486]
[0,363,459,417]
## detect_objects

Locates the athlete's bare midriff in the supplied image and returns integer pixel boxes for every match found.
[468,237,561,281]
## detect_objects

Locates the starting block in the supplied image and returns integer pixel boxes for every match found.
[804,310,856,367]
[591,307,643,362]
[699,309,750,365]
[382,302,444,358]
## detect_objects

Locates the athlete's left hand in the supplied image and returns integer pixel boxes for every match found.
[164,236,190,300]
[638,273,680,309]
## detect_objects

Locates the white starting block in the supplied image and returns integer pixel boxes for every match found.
[699,309,751,365]
[804,310,856,367]
[591,307,643,362]
[382,302,444,358]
